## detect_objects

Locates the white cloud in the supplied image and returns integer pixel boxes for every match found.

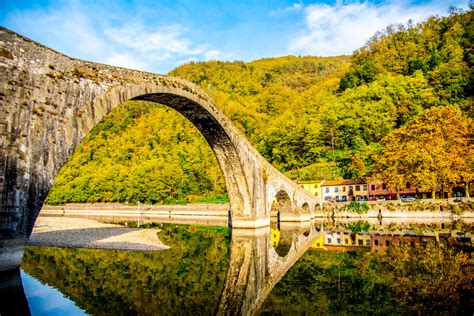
[105,52,147,71]
[5,1,106,58]
[104,24,203,55]
[289,0,468,56]
[270,2,303,16]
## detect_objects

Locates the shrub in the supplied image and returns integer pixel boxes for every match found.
[345,202,370,214]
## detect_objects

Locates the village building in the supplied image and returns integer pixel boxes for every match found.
[297,180,324,199]
[321,179,368,202]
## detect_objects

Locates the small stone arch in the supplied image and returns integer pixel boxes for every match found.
[314,203,322,213]
[271,190,293,217]
[301,202,310,212]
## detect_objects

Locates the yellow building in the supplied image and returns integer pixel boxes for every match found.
[297,180,324,198]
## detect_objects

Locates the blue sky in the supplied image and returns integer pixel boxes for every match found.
[0,0,469,74]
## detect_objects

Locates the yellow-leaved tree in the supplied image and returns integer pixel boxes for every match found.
[373,105,473,199]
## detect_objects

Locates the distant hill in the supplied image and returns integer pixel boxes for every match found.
[46,8,473,205]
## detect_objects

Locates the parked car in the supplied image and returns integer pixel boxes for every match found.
[336,196,348,202]
[453,196,463,203]
[400,195,416,202]
[376,197,386,201]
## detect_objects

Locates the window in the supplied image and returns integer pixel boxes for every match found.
[325,187,329,193]
[375,240,379,246]
[382,184,387,190]
[327,238,332,244]
[337,238,341,244]
[358,240,363,245]
[363,185,367,191]
[371,184,375,190]
[349,186,353,192]
[386,240,390,246]
[366,239,370,246]
[335,187,339,193]
[410,241,415,247]
[314,184,318,188]
[356,185,360,191]
[343,186,346,192]
[406,182,410,189]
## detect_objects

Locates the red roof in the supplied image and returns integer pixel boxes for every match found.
[322,179,366,186]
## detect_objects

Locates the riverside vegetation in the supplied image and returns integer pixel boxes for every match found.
[46,8,473,205]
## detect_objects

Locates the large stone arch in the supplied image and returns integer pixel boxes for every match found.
[0,27,265,270]
[0,27,322,271]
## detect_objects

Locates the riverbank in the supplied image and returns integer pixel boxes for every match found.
[29,217,168,251]
[40,201,474,220]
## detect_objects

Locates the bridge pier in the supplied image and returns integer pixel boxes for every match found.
[229,217,270,229]
[0,238,28,272]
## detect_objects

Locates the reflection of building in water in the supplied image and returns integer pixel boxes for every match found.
[310,235,326,250]
[271,228,280,247]
[370,234,437,253]
[308,229,473,254]
[309,231,371,252]
[355,233,371,247]
[370,231,473,253]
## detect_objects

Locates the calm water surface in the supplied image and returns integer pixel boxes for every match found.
[11,220,474,315]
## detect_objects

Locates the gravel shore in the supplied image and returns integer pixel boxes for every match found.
[28,217,169,251]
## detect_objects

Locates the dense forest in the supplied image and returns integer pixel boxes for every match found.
[46,8,473,205]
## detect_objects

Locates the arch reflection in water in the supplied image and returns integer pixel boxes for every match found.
[218,221,323,315]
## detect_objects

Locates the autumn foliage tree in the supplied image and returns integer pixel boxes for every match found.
[373,105,473,199]
[347,153,366,178]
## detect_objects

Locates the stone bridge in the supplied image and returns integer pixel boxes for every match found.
[0,27,321,270]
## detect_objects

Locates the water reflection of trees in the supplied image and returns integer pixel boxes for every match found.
[22,225,230,315]
[260,242,473,315]
[21,222,474,315]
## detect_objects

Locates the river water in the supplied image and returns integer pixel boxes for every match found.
[5,218,474,315]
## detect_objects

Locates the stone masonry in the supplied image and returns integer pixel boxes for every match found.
[0,27,321,270]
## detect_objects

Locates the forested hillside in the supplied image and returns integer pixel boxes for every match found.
[46,8,473,205]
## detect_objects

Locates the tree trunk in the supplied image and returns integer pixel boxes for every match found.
[396,189,400,200]
[466,182,470,198]
[432,188,436,200]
